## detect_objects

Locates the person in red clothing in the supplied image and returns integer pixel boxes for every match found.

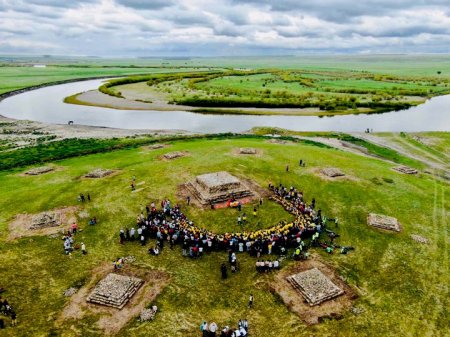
[71,222,78,234]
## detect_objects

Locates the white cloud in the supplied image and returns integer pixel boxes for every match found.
[0,0,448,56]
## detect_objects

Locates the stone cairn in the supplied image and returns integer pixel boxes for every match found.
[367,213,401,232]
[30,211,62,230]
[64,287,78,297]
[25,166,54,175]
[84,169,114,178]
[393,166,418,174]
[287,268,344,306]
[321,168,345,178]
[163,151,188,160]
[411,234,429,244]
[186,171,253,206]
[239,148,257,155]
[87,273,144,309]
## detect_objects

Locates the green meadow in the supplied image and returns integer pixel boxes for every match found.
[0,136,448,336]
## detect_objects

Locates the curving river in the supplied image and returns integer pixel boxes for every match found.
[0,79,449,133]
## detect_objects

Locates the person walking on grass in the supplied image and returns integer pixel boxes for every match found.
[221,263,228,279]
[286,165,289,172]
[248,294,254,309]
[81,242,87,255]
[11,311,17,326]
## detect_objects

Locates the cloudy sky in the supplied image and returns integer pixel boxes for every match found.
[1,0,449,56]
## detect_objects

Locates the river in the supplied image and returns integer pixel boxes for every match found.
[0,79,449,133]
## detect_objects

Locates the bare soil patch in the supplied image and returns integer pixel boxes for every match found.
[8,206,79,240]
[271,255,357,325]
[58,263,170,336]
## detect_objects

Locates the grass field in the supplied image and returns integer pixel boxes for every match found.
[0,136,448,337]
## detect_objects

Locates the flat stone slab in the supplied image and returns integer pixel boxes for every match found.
[321,167,345,177]
[25,166,54,175]
[196,171,241,193]
[163,151,188,160]
[393,166,418,174]
[84,169,114,178]
[87,273,144,309]
[411,234,429,244]
[367,213,401,232]
[287,268,344,306]
[239,147,257,154]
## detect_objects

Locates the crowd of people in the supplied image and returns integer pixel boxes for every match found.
[118,183,333,259]
[0,297,16,329]
[201,319,249,337]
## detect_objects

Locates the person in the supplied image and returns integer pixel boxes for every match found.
[11,311,16,326]
[242,213,247,224]
[119,229,125,244]
[88,218,96,226]
[209,321,218,337]
[87,193,91,201]
[131,182,135,191]
[221,263,227,279]
[71,222,78,234]
[186,195,191,205]
[253,207,257,217]
[299,159,303,166]
[200,321,207,336]
[79,193,85,202]
[0,318,4,329]
[259,197,263,206]
[81,242,87,255]
[248,294,254,308]
[285,165,289,172]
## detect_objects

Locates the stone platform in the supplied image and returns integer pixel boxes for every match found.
[87,273,144,309]
[186,171,253,205]
[25,166,54,175]
[367,213,401,232]
[287,268,344,306]
[30,211,62,230]
[321,167,345,177]
[393,166,418,174]
[84,169,114,178]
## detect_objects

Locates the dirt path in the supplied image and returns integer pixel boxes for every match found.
[351,133,449,171]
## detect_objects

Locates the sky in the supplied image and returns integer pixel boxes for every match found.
[0,0,450,57]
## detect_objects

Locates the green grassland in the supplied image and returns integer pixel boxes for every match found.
[100,68,450,114]
[0,136,448,336]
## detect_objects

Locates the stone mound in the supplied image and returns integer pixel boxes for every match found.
[149,144,166,150]
[367,213,401,232]
[140,308,157,321]
[64,288,78,297]
[30,211,62,230]
[186,171,253,205]
[287,268,344,306]
[267,139,288,144]
[393,166,418,174]
[87,273,144,309]
[239,147,257,154]
[411,234,429,244]
[163,151,188,160]
[84,169,114,178]
[25,166,54,175]
[321,168,345,177]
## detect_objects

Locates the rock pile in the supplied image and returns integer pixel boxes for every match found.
[411,234,429,244]
[140,307,157,321]
[149,144,166,150]
[84,169,114,178]
[163,151,188,160]
[287,268,344,306]
[25,166,54,175]
[367,213,401,232]
[186,171,253,205]
[87,273,144,309]
[64,287,78,297]
[321,168,345,178]
[393,166,418,174]
[30,211,61,230]
[239,148,257,154]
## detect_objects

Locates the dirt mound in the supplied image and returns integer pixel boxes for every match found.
[8,206,78,240]
[272,255,357,325]
[58,263,170,336]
